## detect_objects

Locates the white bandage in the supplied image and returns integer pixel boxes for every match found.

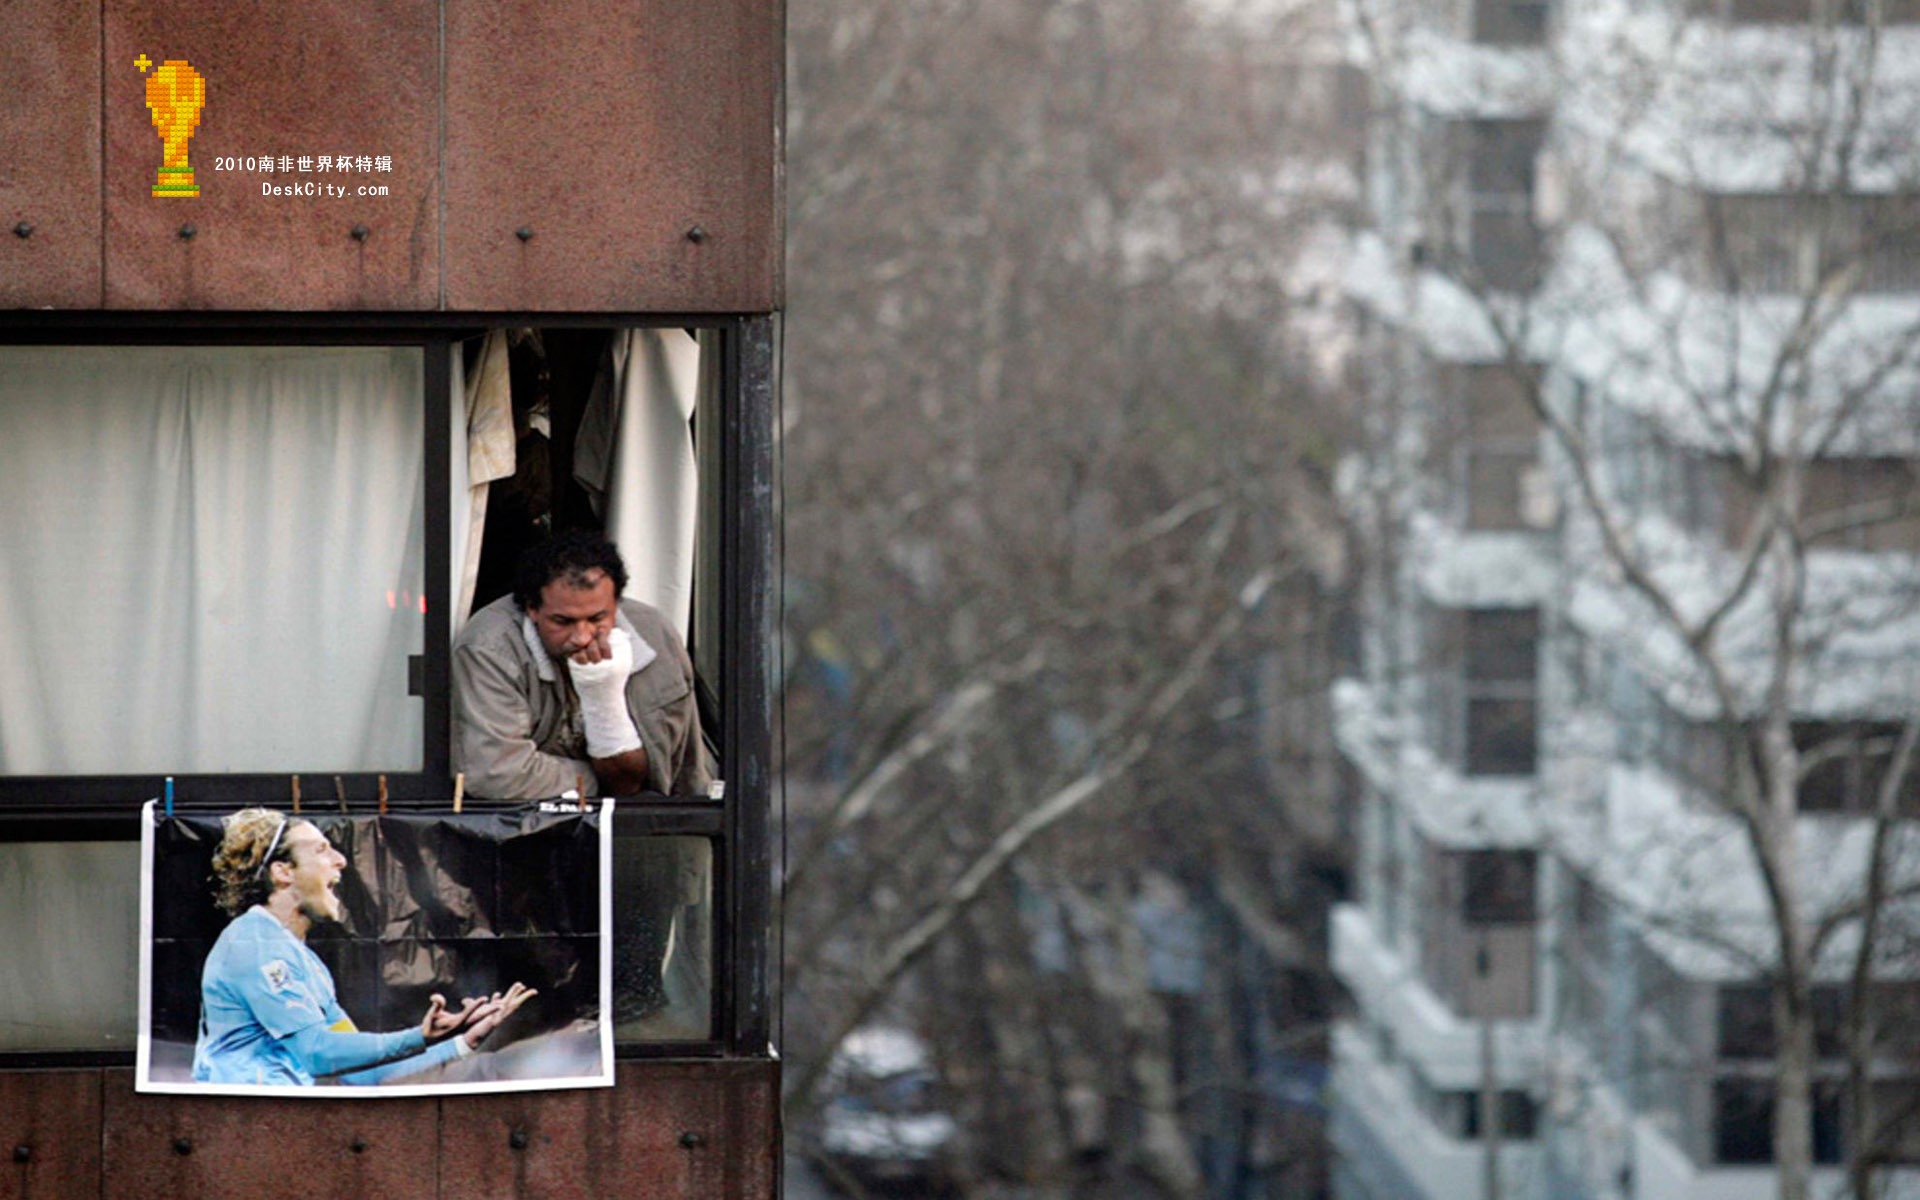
[567,628,644,758]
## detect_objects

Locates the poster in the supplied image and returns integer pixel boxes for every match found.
[136,800,614,1097]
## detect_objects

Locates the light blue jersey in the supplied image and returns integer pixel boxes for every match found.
[191,907,457,1086]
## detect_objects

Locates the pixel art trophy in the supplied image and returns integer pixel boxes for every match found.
[140,57,205,198]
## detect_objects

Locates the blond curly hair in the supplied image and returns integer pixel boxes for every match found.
[210,807,293,917]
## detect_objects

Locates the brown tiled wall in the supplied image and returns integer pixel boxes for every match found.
[2,1061,779,1199]
[1,0,781,313]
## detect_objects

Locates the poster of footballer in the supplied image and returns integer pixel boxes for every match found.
[136,800,614,1096]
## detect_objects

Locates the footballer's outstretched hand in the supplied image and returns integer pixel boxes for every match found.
[460,982,538,1051]
[420,993,488,1041]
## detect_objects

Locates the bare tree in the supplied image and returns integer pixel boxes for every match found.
[784,0,1364,1192]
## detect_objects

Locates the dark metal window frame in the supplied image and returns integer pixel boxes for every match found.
[0,311,777,1065]
[0,324,456,816]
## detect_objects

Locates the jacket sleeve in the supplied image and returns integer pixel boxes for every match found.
[670,709,714,797]
[331,1034,463,1085]
[452,637,597,800]
[278,1023,433,1079]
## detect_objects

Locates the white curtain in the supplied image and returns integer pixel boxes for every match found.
[573,329,702,638]
[0,346,425,774]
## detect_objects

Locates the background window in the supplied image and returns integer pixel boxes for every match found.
[1472,0,1548,43]
[1464,609,1539,775]
[1462,120,1545,290]
[1714,1078,1844,1165]
[1439,363,1544,532]
[1462,850,1536,925]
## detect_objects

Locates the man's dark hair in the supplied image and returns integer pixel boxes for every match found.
[513,530,629,611]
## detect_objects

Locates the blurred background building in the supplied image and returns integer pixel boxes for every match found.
[1332,0,1920,1196]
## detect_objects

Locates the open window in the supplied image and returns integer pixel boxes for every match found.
[451,326,727,1045]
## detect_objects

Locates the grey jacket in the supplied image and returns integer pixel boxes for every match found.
[451,594,714,800]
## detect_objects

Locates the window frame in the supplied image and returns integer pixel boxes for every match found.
[0,326,454,818]
[0,312,778,1066]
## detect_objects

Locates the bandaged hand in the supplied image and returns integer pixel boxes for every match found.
[568,627,643,758]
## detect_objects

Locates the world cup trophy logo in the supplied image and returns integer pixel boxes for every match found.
[139,57,206,198]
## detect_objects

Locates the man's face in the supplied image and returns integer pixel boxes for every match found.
[277,821,347,925]
[528,570,618,661]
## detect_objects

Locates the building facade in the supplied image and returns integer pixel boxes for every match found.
[1330,0,1920,1195]
[0,3,782,1196]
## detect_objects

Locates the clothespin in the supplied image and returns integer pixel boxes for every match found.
[334,775,348,813]
[378,774,389,815]
[290,775,302,815]
[452,772,465,815]
[164,776,175,818]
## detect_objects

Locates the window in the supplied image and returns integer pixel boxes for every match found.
[1463,850,1536,924]
[1462,1089,1540,1140]
[612,835,714,1041]
[0,841,140,1051]
[1417,1076,1540,1140]
[1472,0,1549,42]
[1726,0,1920,23]
[1462,121,1545,291]
[1803,460,1920,553]
[1868,1082,1920,1164]
[0,345,428,777]
[1595,406,1727,536]
[1464,609,1539,775]
[1718,456,1920,554]
[1717,982,1847,1059]
[0,341,438,1054]
[1424,606,1540,775]
[1438,364,1545,531]
[1368,790,1408,944]
[1704,195,1920,294]
[456,325,728,1048]
[1714,1078,1844,1164]
[1795,721,1920,815]
[1637,705,1733,797]
[1417,845,1538,1018]
[1571,872,1606,959]
[1715,1077,1775,1163]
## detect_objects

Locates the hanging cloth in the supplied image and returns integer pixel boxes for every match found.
[573,329,700,638]
[454,331,517,633]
